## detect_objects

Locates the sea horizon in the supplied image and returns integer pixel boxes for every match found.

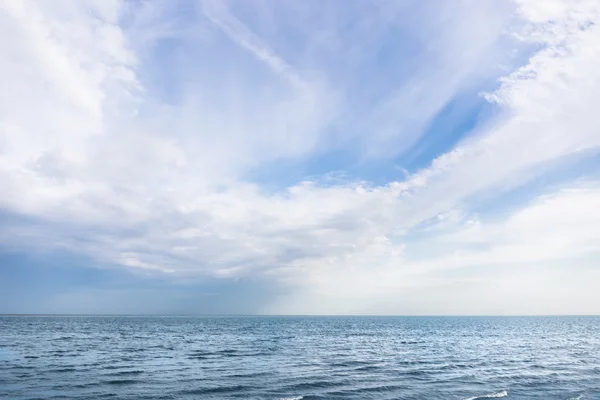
[1,313,599,317]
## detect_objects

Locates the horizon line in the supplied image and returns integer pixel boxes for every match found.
[1,313,598,317]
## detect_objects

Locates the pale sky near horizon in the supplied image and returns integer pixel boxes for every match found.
[1,0,599,315]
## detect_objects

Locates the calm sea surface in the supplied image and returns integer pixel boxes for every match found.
[0,316,598,399]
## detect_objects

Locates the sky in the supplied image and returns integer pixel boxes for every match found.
[1,0,599,315]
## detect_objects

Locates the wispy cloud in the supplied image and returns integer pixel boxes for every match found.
[200,0,306,88]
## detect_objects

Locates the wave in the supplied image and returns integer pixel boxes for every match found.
[464,390,508,400]
[279,397,303,400]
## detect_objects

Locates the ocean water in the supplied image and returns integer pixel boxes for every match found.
[0,316,598,399]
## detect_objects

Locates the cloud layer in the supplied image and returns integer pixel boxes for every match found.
[1,0,599,314]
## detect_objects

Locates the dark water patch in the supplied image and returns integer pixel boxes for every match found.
[188,355,209,360]
[188,348,266,359]
[124,348,145,353]
[179,384,255,395]
[218,349,238,355]
[105,370,144,377]
[9,364,36,370]
[282,379,348,392]
[49,367,77,373]
[402,369,433,379]
[354,364,381,372]
[188,350,215,358]
[102,379,139,385]
[226,371,271,378]
[71,383,100,389]
[149,344,175,350]
[52,336,73,342]
[330,360,372,368]
[48,351,77,358]
[101,365,124,370]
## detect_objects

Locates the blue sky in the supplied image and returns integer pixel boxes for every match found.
[1,0,600,315]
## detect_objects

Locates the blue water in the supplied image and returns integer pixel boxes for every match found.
[0,316,598,399]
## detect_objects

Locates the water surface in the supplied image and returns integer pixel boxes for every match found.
[0,316,598,399]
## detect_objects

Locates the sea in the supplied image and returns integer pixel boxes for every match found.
[0,316,598,399]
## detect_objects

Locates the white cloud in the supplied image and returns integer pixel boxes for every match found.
[1,0,600,314]
[266,185,600,315]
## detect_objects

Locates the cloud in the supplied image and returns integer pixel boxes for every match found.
[1,0,600,314]
[266,185,600,315]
